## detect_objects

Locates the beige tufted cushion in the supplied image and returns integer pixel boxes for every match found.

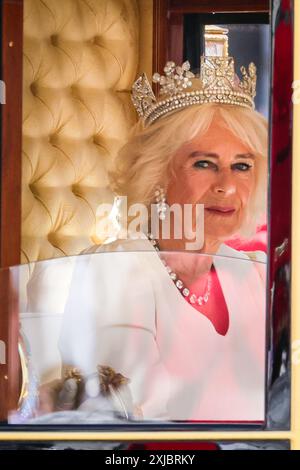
[22,0,140,263]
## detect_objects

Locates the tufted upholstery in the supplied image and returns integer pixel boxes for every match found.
[22,0,141,263]
[18,0,154,395]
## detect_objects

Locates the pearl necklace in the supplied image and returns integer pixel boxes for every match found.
[147,233,212,306]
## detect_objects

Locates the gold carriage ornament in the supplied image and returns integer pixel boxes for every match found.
[131,25,257,127]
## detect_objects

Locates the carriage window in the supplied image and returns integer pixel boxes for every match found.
[0,0,294,446]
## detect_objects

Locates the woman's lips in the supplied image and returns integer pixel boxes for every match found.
[205,206,236,216]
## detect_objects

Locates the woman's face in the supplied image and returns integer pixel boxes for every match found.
[166,118,256,242]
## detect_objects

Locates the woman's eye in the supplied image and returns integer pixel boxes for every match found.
[193,160,217,170]
[232,162,253,172]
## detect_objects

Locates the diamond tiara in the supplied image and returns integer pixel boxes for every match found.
[131,25,257,127]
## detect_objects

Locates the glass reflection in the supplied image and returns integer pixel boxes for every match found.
[8,247,267,425]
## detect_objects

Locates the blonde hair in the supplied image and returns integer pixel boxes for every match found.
[109,103,268,237]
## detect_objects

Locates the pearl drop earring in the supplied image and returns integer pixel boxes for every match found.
[155,186,167,221]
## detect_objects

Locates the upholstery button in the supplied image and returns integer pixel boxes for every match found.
[30,82,38,96]
[91,36,101,45]
[71,184,80,197]
[47,233,56,245]
[29,182,38,196]
[49,134,58,145]
[50,34,59,46]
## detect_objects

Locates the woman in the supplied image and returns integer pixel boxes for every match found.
[56,105,268,423]
[31,30,268,423]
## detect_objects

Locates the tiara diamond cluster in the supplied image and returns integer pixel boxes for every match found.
[131,25,257,127]
[152,60,195,95]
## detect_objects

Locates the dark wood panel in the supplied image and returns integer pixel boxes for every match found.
[0,268,19,421]
[0,0,23,269]
[153,0,169,77]
[0,0,23,421]
[169,0,270,13]
[168,13,184,65]
[0,269,9,421]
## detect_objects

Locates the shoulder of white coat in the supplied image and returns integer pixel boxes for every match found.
[241,250,267,263]
[218,244,267,263]
[242,250,267,284]
[80,236,152,255]
[78,237,156,329]
[78,237,156,283]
